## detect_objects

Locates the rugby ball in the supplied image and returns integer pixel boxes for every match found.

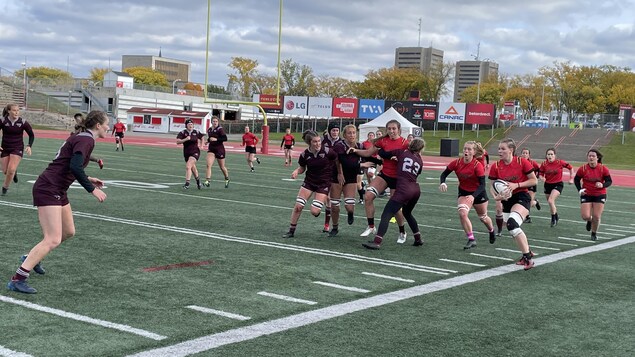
[492,179,509,195]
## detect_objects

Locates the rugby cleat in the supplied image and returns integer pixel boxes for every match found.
[397,232,407,244]
[7,280,37,294]
[362,241,381,250]
[13,172,18,183]
[182,183,190,190]
[523,258,535,270]
[586,220,592,231]
[224,178,230,188]
[282,231,294,238]
[360,226,376,237]
[204,180,210,187]
[347,212,354,225]
[516,251,536,265]
[591,233,598,241]
[412,239,423,247]
[21,255,45,275]
[256,157,261,164]
[489,230,496,244]
[463,239,477,250]
[535,200,541,210]
[322,224,330,233]
[328,228,339,237]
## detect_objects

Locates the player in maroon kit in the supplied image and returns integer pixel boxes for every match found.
[205,116,230,188]
[176,119,204,189]
[280,128,295,166]
[351,120,410,243]
[74,113,104,169]
[362,138,426,249]
[282,130,337,238]
[112,118,126,151]
[488,138,537,270]
[7,111,108,294]
[0,103,35,195]
[242,126,261,172]
[322,122,342,233]
[574,149,612,241]
[539,148,574,227]
[439,141,496,249]
[520,148,541,223]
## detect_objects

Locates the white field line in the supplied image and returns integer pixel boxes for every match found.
[185,306,251,321]
[312,282,371,293]
[584,231,623,236]
[257,292,317,305]
[576,233,611,240]
[558,236,596,243]
[605,227,633,233]
[531,239,577,247]
[361,272,415,283]
[470,253,515,261]
[0,345,33,357]
[438,259,487,267]
[126,236,635,357]
[0,201,452,275]
[0,295,166,341]
[494,248,522,254]
[531,245,561,251]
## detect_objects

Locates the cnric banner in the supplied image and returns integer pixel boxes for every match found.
[438,102,466,124]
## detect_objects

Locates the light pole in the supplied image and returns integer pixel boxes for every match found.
[172,79,181,94]
[67,90,72,115]
[21,62,27,109]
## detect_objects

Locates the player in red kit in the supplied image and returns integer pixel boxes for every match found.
[176,119,204,189]
[520,148,541,223]
[280,128,295,166]
[242,126,261,172]
[539,148,574,227]
[439,141,496,249]
[7,111,108,294]
[0,103,35,195]
[362,138,426,250]
[112,118,126,151]
[574,149,612,241]
[488,138,537,270]
[351,120,410,243]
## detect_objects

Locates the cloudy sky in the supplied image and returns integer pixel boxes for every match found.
[1,0,634,89]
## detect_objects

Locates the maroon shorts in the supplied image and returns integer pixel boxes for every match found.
[184,151,200,162]
[33,180,69,207]
[208,146,226,159]
[301,181,330,195]
[1,147,24,158]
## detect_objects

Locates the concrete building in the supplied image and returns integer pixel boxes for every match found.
[394,47,444,73]
[453,60,499,102]
[121,55,191,83]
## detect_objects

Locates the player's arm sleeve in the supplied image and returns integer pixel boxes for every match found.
[26,124,35,147]
[70,152,95,193]
[574,175,582,191]
[439,168,452,184]
[218,131,228,142]
[603,175,612,188]
[378,148,397,159]
[484,153,489,164]
[472,176,486,197]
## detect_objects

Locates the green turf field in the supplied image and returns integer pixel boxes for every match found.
[1,137,633,357]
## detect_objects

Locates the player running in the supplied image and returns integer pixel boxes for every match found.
[176,119,204,189]
[538,148,574,227]
[205,116,230,188]
[112,118,126,151]
[574,149,612,241]
[242,126,261,172]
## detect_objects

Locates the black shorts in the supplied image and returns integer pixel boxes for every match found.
[528,185,537,193]
[283,144,293,150]
[115,132,124,139]
[378,171,397,190]
[580,194,606,204]
[544,182,564,195]
[458,188,489,204]
[245,146,257,154]
[501,191,532,213]
[1,147,24,158]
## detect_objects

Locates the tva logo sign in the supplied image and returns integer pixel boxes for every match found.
[360,104,382,114]
[358,99,385,119]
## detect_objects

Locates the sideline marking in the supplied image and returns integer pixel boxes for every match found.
[0,295,166,341]
[313,281,371,293]
[589,231,623,236]
[530,239,577,247]
[470,253,514,261]
[127,236,635,357]
[559,236,595,243]
[531,245,561,251]
[185,306,251,321]
[361,272,415,283]
[257,292,317,305]
[0,345,33,357]
[576,233,610,240]
[438,258,486,267]
[142,260,213,272]
[495,248,521,254]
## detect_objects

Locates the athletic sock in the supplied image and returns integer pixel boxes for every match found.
[12,266,30,281]
[496,215,504,232]
[413,232,422,242]
[324,208,331,226]
[373,235,383,245]
[367,218,375,227]
[398,225,405,234]
[467,232,475,241]
[289,223,297,234]
[358,188,365,199]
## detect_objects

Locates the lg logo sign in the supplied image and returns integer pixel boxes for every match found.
[285,100,306,110]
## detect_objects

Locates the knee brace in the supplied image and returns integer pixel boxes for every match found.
[457,204,470,212]
[506,211,524,238]
[366,186,379,198]
[330,199,341,207]
[295,197,307,207]
[311,200,324,210]
[344,197,356,206]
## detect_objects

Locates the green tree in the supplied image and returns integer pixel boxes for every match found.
[354,67,426,100]
[279,59,314,96]
[89,67,109,82]
[123,67,169,87]
[22,66,73,86]
[227,57,259,97]
[313,75,354,97]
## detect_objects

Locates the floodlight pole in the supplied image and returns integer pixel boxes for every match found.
[172,79,181,94]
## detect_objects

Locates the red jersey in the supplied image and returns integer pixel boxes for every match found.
[475,150,489,167]
[281,134,295,146]
[446,158,485,192]
[488,156,534,194]
[374,136,409,178]
[575,163,610,196]
[113,122,126,134]
[528,159,540,175]
[540,159,573,184]
[242,132,258,147]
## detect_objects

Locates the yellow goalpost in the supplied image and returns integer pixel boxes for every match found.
[204,0,284,154]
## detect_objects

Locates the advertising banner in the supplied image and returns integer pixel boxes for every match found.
[307,97,333,117]
[283,96,308,116]
[253,94,283,114]
[438,102,466,124]
[465,103,495,125]
[332,98,358,118]
[358,99,384,119]
[385,101,411,119]
[411,102,438,121]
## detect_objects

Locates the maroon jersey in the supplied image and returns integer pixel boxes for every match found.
[488,156,534,194]
[390,150,423,204]
[576,163,610,196]
[0,117,34,153]
[177,129,204,158]
[298,147,337,188]
[207,126,227,151]
[446,158,485,192]
[374,136,409,178]
[36,132,95,191]
[334,140,363,182]
[540,159,572,184]
[242,132,258,147]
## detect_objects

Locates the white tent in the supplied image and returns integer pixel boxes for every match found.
[358,107,420,141]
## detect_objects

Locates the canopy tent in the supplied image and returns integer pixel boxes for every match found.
[358,107,420,141]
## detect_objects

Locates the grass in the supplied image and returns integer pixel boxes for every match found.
[26,90,73,114]
[0,135,633,356]
[596,131,635,169]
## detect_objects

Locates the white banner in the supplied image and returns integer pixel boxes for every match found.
[283,96,308,116]
[438,102,466,124]
[307,97,333,117]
